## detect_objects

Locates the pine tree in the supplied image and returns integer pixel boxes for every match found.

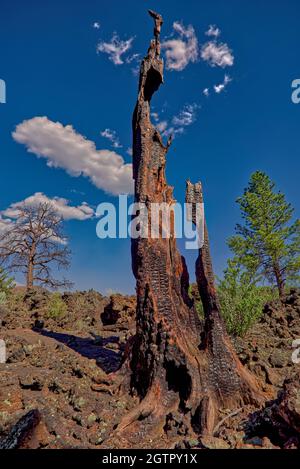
[228,171,300,299]
[0,267,14,293]
[0,267,14,303]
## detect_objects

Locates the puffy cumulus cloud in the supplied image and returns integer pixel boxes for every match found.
[214,74,232,94]
[205,25,221,38]
[93,22,101,29]
[161,21,198,71]
[203,88,210,97]
[97,33,134,65]
[12,117,133,195]
[2,193,94,221]
[100,128,122,148]
[201,41,234,68]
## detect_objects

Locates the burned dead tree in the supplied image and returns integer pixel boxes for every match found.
[112,11,265,447]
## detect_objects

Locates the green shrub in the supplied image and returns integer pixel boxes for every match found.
[47,292,67,319]
[194,298,204,318]
[188,284,204,319]
[218,259,273,336]
[0,291,6,305]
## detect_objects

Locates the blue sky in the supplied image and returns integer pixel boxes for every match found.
[0,0,299,294]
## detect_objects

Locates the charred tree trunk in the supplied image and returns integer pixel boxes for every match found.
[0,409,40,449]
[186,182,265,425]
[112,10,265,447]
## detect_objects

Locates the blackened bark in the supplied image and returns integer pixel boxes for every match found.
[0,409,40,449]
[111,11,265,447]
[186,181,265,415]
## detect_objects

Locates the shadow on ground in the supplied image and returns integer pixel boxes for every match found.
[34,329,122,373]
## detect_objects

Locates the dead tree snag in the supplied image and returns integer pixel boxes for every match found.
[186,182,266,419]
[111,10,265,448]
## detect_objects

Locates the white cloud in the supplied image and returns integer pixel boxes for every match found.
[155,103,199,138]
[97,33,134,65]
[172,103,198,127]
[156,120,168,133]
[0,194,94,246]
[2,193,94,221]
[125,53,140,64]
[205,25,221,38]
[203,88,210,97]
[0,216,13,234]
[151,112,159,122]
[93,22,100,29]
[12,117,133,195]
[161,21,198,71]
[201,41,234,68]
[100,128,122,148]
[70,189,86,196]
[131,65,140,76]
[214,74,232,94]
[164,126,184,137]
[126,147,133,156]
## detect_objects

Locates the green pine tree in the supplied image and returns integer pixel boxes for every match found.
[228,171,300,299]
[0,267,15,303]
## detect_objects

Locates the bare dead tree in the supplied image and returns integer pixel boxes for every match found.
[0,202,72,290]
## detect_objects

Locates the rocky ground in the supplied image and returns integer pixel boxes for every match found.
[0,289,137,448]
[0,287,299,449]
